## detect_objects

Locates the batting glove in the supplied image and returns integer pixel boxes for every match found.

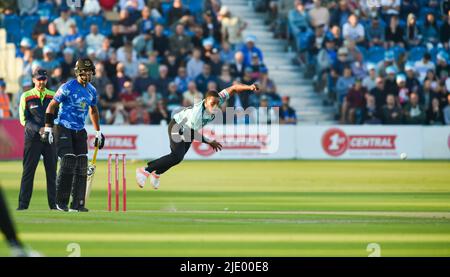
[94,131,105,149]
[40,127,53,144]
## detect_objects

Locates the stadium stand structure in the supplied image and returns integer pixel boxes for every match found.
[225,0,336,123]
[0,29,23,94]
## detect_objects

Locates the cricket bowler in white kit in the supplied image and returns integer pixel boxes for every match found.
[136,83,259,189]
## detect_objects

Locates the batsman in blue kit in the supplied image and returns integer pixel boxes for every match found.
[42,58,105,212]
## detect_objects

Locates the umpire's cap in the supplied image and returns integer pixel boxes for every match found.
[33,68,48,80]
[75,58,96,76]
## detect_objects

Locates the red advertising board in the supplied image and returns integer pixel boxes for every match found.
[0,119,24,160]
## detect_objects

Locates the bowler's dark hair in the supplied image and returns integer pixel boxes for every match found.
[205,90,219,99]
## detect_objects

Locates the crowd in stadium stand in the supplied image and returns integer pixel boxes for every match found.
[0,0,297,125]
[256,0,450,125]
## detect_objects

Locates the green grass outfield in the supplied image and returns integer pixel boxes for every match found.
[0,160,449,257]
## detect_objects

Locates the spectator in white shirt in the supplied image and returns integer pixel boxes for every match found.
[83,0,101,16]
[414,53,436,83]
[123,52,139,79]
[86,24,106,52]
[343,14,365,44]
[53,7,76,37]
[96,38,115,61]
[182,81,203,106]
[219,6,247,48]
[308,0,330,28]
[187,48,204,79]
[117,41,138,64]
[362,63,378,91]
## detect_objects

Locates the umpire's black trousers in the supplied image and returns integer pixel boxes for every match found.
[146,119,192,175]
[18,134,57,209]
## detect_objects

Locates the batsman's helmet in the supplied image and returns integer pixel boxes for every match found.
[74,58,96,77]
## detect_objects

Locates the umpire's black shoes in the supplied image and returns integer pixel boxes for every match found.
[56,204,69,212]
[78,207,89,212]
[69,207,89,212]
[16,206,28,211]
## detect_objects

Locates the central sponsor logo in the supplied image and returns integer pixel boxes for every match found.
[322,128,397,157]
[88,135,137,150]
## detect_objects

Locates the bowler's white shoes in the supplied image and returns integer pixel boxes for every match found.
[150,171,160,190]
[136,167,150,188]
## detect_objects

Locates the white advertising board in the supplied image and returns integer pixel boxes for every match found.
[85,125,449,160]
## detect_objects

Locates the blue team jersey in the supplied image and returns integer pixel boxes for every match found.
[54,79,97,131]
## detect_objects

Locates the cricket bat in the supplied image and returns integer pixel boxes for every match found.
[85,145,99,203]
